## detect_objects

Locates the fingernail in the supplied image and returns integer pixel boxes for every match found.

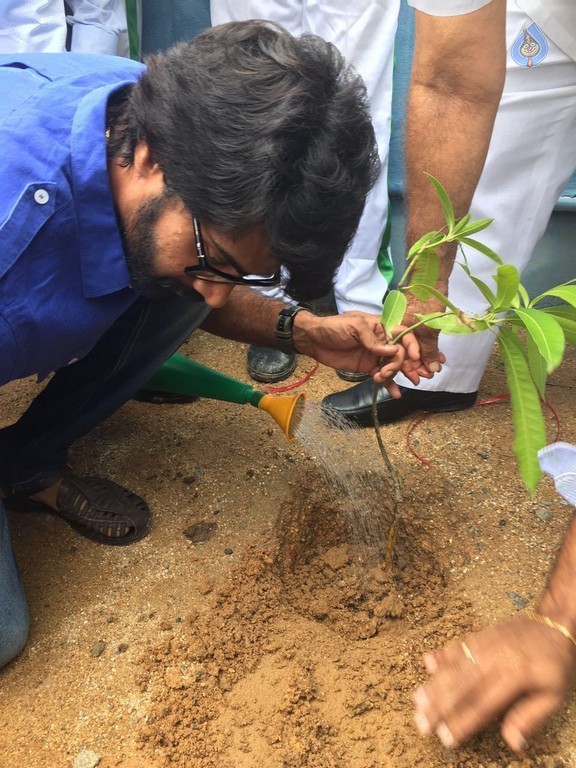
[436,721,455,748]
[424,653,438,674]
[413,686,429,710]
[504,724,527,752]
[428,362,441,373]
[414,711,432,736]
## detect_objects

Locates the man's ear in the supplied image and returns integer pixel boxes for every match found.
[133,139,163,182]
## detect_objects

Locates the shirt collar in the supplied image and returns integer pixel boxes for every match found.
[70,82,134,298]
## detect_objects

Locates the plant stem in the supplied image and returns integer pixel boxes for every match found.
[371,371,403,568]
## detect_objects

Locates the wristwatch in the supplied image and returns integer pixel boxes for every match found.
[275,305,310,354]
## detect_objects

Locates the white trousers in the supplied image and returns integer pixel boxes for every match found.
[210,0,399,314]
[0,0,137,56]
[397,0,576,393]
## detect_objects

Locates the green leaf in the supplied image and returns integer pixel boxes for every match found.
[525,333,547,399]
[415,313,474,334]
[450,213,472,236]
[458,262,496,305]
[517,283,530,308]
[494,265,520,309]
[409,253,439,300]
[380,290,407,337]
[542,305,576,347]
[407,231,444,260]
[512,307,565,374]
[425,173,455,229]
[407,283,459,314]
[498,327,546,493]
[533,285,576,309]
[459,236,503,265]
[453,218,493,237]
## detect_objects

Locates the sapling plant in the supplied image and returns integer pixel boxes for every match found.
[380,174,576,491]
[377,175,576,562]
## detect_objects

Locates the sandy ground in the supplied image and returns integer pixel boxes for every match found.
[0,331,575,768]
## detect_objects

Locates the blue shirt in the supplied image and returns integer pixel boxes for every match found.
[0,53,145,386]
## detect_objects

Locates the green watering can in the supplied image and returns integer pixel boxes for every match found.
[144,352,305,439]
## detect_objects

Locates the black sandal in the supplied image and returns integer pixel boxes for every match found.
[6,469,151,546]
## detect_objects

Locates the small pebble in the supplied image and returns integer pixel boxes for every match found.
[90,641,105,658]
[197,576,214,595]
[508,592,527,609]
[536,507,553,522]
[224,548,233,555]
[72,748,101,768]
[184,520,218,543]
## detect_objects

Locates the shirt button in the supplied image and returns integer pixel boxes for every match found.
[34,188,50,205]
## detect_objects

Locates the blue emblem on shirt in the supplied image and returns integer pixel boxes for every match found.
[510,22,549,68]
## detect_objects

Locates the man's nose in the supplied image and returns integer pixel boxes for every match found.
[192,279,236,308]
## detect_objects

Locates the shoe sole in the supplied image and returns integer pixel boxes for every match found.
[247,358,298,384]
[6,480,152,546]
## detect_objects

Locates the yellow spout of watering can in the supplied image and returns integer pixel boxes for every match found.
[144,353,305,439]
[254,391,305,439]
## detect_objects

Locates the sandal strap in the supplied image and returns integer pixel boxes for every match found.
[56,470,150,541]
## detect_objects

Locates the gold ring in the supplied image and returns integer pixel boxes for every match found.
[461,641,478,665]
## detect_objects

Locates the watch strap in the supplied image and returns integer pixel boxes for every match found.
[275,305,309,354]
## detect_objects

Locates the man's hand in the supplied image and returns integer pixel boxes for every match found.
[402,291,447,374]
[413,616,576,751]
[293,310,422,397]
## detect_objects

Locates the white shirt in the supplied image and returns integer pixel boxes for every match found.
[518,0,576,61]
[407,0,491,16]
[407,0,576,61]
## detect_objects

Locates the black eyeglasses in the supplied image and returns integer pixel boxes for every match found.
[184,218,280,287]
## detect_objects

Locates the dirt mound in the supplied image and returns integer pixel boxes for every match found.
[1,335,575,767]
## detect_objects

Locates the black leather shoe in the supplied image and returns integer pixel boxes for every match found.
[321,379,478,427]
[247,345,297,384]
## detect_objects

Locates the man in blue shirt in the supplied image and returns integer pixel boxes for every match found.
[0,21,422,666]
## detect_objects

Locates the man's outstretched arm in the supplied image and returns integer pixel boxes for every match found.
[200,286,422,394]
[404,0,506,371]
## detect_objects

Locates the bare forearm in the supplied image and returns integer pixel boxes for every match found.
[537,514,576,635]
[406,1,506,289]
[200,286,289,347]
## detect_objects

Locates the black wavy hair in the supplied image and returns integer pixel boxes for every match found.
[107,20,380,301]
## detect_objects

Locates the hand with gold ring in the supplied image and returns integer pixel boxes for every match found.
[412,616,576,751]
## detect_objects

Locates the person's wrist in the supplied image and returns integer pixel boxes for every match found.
[291,308,317,355]
[275,305,313,354]
[529,599,576,661]
[535,595,576,638]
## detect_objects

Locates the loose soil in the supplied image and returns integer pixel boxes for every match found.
[1,332,575,768]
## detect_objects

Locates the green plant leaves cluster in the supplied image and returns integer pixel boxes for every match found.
[380,174,576,493]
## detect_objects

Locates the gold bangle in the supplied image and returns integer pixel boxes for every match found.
[524,609,576,648]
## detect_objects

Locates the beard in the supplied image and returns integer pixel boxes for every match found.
[119,191,205,303]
